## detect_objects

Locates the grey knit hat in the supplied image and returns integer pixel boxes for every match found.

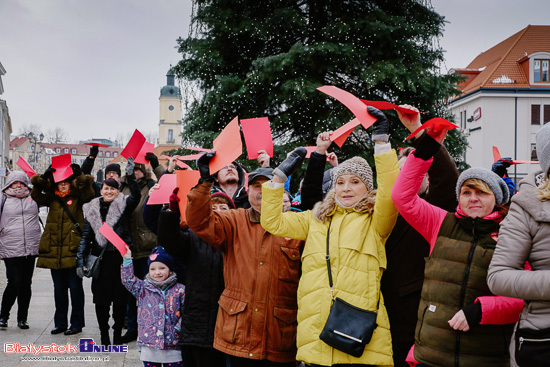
[536,122,550,175]
[456,167,510,206]
[331,157,373,191]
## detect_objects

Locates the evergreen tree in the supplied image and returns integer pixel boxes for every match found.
[174,0,467,178]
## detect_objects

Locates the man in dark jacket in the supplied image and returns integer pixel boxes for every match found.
[380,107,459,366]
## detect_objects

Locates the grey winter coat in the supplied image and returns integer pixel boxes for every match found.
[488,170,550,332]
[0,171,41,259]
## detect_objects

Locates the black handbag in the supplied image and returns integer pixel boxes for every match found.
[515,317,550,367]
[84,246,107,279]
[319,221,378,358]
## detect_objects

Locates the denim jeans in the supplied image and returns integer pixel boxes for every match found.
[0,256,36,322]
[50,268,85,329]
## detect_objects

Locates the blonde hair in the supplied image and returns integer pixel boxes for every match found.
[537,174,550,201]
[461,178,493,195]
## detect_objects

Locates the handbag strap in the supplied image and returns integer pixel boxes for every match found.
[325,219,380,309]
[57,198,83,236]
[98,244,107,259]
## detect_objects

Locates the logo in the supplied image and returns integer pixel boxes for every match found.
[149,253,158,261]
[78,339,127,353]
[67,200,73,205]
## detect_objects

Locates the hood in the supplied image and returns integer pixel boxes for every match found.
[213,161,248,192]
[512,170,550,223]
[3,171,31,192]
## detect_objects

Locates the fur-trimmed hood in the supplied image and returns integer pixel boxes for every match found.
[82,193,128,247]
[312,189,376,223]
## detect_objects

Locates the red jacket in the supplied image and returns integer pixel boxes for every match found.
[186,182,303,363]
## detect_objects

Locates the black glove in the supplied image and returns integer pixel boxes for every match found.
[492,158,513,178]
[126,157,136,176]
[274,147,307,182]
[462,301,482,329]
[76,267,85,279]
[197,151,216,183]
[42,167,56,179]
[145,152,159,169]
[89,145,99,159]
[368,106,389,143]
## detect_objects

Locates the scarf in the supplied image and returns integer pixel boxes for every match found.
[55,189,71,198]
[4,186,30,198]
[146,272,177,291]
[455,205,504,223]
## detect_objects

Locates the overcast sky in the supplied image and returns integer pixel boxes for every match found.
[1,0,549,143]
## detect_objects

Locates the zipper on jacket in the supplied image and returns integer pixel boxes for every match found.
[455,218,479,367]
[21,199,28,255]
[518,336,550,350]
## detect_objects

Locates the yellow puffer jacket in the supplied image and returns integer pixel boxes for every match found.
[261,150,399,366]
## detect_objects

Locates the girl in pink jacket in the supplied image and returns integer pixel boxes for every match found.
[391,131,523,367]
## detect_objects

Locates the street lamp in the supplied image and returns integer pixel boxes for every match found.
[27,132,44,171]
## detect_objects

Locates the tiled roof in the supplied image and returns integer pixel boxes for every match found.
[454,25,550,95]
[9,136,28,149]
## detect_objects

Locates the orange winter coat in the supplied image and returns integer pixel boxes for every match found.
[186,182,303,363]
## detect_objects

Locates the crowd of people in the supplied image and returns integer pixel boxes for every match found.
[0,106,548,367]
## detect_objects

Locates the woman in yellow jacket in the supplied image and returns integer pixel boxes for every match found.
[261,108,399,366]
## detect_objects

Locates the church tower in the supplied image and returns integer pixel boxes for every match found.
[157,67,182,146]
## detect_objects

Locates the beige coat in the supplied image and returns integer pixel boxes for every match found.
[488,171,550,343]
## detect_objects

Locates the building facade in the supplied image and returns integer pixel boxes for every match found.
[447,25,550,182]
[0,62,13,186]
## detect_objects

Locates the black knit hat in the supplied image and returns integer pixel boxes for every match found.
[148,246,175,271]
[105,163,121,177]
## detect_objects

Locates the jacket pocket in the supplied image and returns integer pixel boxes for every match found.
[217,294,247,344]
[273,306,297,351]
[279,246,301,283]
[416,304,429,344]
[68,229,81,252]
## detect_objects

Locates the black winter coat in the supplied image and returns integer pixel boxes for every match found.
[157,208,224,348]
[76,173,140,305]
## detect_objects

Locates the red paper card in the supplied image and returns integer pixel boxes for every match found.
[185,146,213,152]
[99,223,128,257]
[160,155,191,169]
[176,170,201,222]
[330,118,361,148]
[492,146,539,164]
[209,117,243,174]
[404,118,460,140]
[120,130,146,159]
[304,146,330,161]
[51,154,73,183]
[360,100,418,115]
[240,117,274,159]
[175,154,204,161]
[135,142,155,164]
[317,86,377,129]
[84,142,111,148]
[16,157,36,177]
[147,173,177,205]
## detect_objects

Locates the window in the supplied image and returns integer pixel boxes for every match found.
[168,129,174,142]
[98,152,103,157]
[64,148,69,154]
[56,148,61,153]
[544,105,550,124]
[532,105,541,124]
[113,152,118,157]
[106,152,111,157]
[71,148,76,154]
[534,59,550,82]
[531,143,538,160]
